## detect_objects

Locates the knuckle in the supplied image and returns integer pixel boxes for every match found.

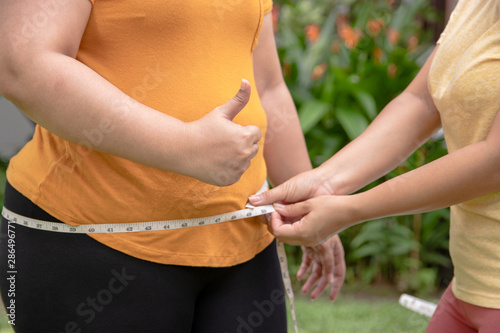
[242,126,261,142]
[232,93,247,106]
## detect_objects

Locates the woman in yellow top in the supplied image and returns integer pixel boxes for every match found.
[250,0,500,332]
[0,0,345,332]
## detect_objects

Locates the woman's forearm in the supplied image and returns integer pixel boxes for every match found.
[6,52,187,169]
[261,81,312,185]
[318,48,441,195]
[350,138,500,225]
[1,52,258,186]
[319,91,441,195]
[269,135,500,246]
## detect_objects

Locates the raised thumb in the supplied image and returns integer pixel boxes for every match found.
[220,79,251,121]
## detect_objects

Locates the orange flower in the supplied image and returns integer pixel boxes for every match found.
[367,18,384,36]
[387,28,400,45]
[311,63,327,81]
[339,25,362,50]
[305,24,320,43]
[331,40,341,54]
[407,35,419,51]
[373,48,384,64]
[272,5,280,33]
[388,63,397,78]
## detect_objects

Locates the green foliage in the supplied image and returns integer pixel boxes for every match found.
[275,0,450,294]
[276,0,437,165]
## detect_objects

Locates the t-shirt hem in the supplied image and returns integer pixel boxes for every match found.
[88,232,276,267]
[452,279,500,309]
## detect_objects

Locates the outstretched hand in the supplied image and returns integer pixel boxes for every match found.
[298,235,345,301]
[185,79,262,186]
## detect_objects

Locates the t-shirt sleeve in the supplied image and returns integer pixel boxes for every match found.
[262,0,273,15]
[437,0,462,45]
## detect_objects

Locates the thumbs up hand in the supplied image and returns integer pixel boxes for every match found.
[183,79,262,186]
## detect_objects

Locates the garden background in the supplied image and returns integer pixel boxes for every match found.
[0,0,458,331]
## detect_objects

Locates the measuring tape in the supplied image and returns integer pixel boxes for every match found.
[399,294,437,317]
[1,182,299,332]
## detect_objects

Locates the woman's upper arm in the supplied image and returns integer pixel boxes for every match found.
[252,14,284,98]
[403,46,439,116]
[0,0,91,97]
[0,0,91,63]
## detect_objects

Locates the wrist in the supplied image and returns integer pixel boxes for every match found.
[315,164,348,195]
[347,191,378,226]
[319,195,361,238]
[319,163,377,196]
[165,121,203,178]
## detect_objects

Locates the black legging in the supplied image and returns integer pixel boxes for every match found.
[0,181,287,333]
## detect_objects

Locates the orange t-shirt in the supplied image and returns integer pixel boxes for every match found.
[6,0,274,267]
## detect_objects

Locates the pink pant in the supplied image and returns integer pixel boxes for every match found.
[426,284,500,333]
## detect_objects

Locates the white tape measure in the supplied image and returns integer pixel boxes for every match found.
[0,204,276,234]
[399,294,437,317]
[1,181,299,333]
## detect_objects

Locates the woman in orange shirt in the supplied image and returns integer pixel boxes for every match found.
[0,0,344,332]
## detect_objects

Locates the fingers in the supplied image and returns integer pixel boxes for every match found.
[329,272,343,301]
[268,214,302,246]
[297,246,313,281]
[310,275,331,300]
[330,236,346,301]
[274,202,310,219]
[248,185,285,206]
[302,260,328,300]
[301,263,320,296]
[220,79,251,121]
[243,124,262,160]
[300,245,331,300]
[264,201,319,247]
[315,243,334,285]
[297,237,346,301]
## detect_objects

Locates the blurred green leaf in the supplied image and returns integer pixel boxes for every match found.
[355,91,378,120]
[336,107,368,140]
[298,100,330,133]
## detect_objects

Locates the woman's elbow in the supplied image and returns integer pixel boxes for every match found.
[0,51,22,101]
[0,46,34,105]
